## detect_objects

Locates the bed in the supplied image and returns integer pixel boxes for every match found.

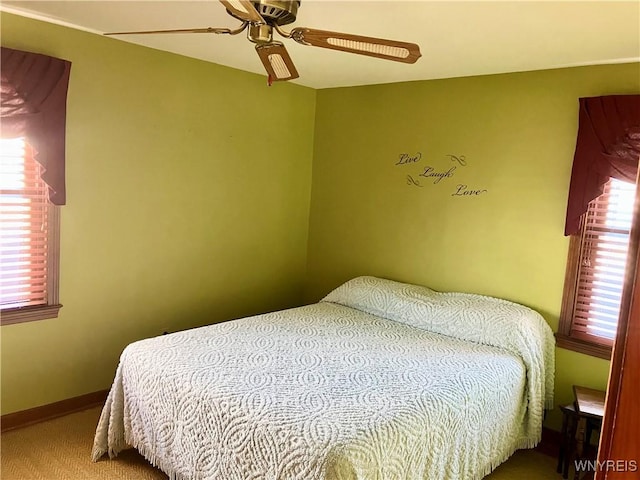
[92,276,555,480]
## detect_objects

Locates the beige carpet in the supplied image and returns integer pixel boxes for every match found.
[1,407,560,479]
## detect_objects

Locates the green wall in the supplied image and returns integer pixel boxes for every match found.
[306,63,640,429]
[0,13,316,415]
[2,12,639,432]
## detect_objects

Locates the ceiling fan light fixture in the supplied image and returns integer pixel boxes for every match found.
[103,1,422,83]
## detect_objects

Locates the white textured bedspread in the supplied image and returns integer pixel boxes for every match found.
[93,276,555,480]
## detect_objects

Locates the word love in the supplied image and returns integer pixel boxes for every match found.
[451,184,488,196]
[419,166,456,184]
[396,152,422,165]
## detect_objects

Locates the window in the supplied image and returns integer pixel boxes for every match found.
[0,137,61,325]
[557,177,637,359]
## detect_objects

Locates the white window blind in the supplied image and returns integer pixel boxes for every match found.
[572,178,636,343]
[0,137,50,309]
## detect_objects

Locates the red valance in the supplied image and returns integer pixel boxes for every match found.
[1,47,71,205]
[564,95,640,236]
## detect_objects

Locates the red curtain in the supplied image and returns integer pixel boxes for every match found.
[1,47,72,205]
[564,95,640,236]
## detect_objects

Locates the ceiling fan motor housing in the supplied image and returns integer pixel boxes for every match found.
[252,0,301,26]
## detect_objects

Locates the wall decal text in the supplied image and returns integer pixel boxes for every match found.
[406,175,423,187]
[396,152,422,165]
[447,154,467,166]
[451,184,488,196]
[419,166,457,184]
[395,152,488,197]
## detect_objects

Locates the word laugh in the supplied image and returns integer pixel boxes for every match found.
[419,166,456,184]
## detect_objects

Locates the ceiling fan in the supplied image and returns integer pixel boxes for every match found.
[105,0,422,83]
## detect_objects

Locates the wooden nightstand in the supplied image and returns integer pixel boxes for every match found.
[556,386,605,480]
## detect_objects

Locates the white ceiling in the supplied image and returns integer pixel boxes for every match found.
[2,1,639,89]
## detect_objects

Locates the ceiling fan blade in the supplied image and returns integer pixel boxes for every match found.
[290,28,421,64]
[255,43,299,82]
[219,0,265,24]
[104,27,228,35]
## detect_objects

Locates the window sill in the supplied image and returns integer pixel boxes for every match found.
[1,304,62,326]
[555,333,612,360]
